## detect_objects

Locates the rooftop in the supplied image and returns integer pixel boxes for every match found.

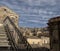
[49,16,60,23]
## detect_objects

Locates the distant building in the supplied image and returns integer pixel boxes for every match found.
[20,27,49,37]
[27,36,50,49]
[0,6,19,44]
[19,27,50,49]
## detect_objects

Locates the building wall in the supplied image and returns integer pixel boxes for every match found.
[0,6,19,44]
[27,36,50,49]
[0,6,19,27]
[48,16,60,51]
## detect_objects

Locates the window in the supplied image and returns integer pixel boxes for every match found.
[4,9,7,11]
[38,42,40,44]
[33,42,35,44]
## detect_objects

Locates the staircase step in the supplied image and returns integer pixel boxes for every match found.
[0,32,6,34]
[0,41,9,44]
[0,34,7,37]
[0,40,9,43]
[0,27,4,29]
[0,29,4,31]
[0,28,5,30]
[0,37,8,40]
[0,36,7,38]
[0,29,5,32]
[0,42,9,45]
[0,34,7,36]
[0,25,10,48]
[0,40,9,42]
[0,38,8,40]
[0,44,10,47]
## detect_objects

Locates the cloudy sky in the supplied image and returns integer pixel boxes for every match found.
[0,0,60,28]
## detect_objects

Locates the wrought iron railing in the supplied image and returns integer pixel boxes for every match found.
[4,24,18,51]
[3,16,33,51]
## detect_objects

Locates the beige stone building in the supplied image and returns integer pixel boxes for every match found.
[27,36,50,49]
[0,6,19,44]
[0,6,19,26]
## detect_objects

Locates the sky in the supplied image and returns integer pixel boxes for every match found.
[0,0,60,28]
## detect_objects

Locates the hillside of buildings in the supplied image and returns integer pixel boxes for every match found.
[19,27,50,49]
[19,27,49,37]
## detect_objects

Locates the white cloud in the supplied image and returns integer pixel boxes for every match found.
[0,0,59,27]
[39,9,55,15]
[17,0,56,6]
[27,0,57,6]
[26,19,47,24]
[27,20,39,23]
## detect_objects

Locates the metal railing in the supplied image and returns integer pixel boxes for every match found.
[4,24,18,51]
[3,16,33,51]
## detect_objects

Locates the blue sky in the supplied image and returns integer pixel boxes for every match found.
[0,0,60,28]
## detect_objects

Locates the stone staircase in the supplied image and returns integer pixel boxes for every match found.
[0,25,10,51]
